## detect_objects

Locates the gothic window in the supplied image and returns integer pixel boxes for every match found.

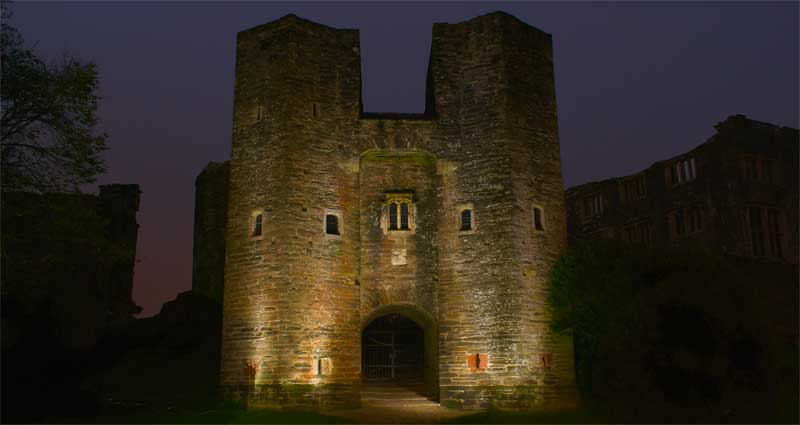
[533,206,545,231]
[386,194,413,232]
[460,209,472,231]
[389,203,398,230]
[325,214,339,235]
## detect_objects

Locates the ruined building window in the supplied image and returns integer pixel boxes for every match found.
[460,209,472,231]
[624,221,653,245]
[325,214,339,235]
[666,157,697,187]
[747,207,784,258]
[669,207,703,240]
[584,194,604,218]
[767,209,783,258]
[741,155,778,183]
[252,214,263,237]
[674,209,685,236]
[619,174,646,202]
[533,207,545,231]
[687,208,703,234]
[749,207,765,257]
[256,106,265,122]
[386,194,413,232]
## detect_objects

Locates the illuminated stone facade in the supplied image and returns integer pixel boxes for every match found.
[566,115,799,264]
[195,12,577,410]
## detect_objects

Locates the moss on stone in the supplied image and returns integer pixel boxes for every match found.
[360,149,437,169]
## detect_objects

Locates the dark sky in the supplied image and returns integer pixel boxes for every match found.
[11,1,798,317]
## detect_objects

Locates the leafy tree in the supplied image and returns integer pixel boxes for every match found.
[1,1,107,193]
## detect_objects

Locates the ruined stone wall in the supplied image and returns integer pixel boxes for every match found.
[192,161,230,303]
[565,115,799,265]
[1,185,141,351]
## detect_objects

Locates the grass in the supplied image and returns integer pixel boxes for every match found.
[441,406,607,424]
[39,403,351,424]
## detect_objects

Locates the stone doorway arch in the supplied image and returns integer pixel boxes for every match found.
[361,304,438,402]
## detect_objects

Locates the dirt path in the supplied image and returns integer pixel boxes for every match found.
[327,404,468,424]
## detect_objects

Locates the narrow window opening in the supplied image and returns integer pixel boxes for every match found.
[763,160,774,183]
[325,214,339,235]
[252,214,263,237]
[749,207,765,257]
[312,103,318,117]
[460,209,472,231]
[400,203,409,230]
[317,358,322,375]
[475,353,481,369]
[767,209,783,258]
[256,106,265,121]
[534,207,544,231]
[675,209,685,235]
[389,203,398,230]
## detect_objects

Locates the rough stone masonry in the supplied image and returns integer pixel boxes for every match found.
[194,11,578,410]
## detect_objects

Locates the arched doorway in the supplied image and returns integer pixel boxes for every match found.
[362,313,424,380]
[361,305,438,402]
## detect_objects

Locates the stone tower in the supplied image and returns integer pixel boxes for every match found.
[213,11,577,410]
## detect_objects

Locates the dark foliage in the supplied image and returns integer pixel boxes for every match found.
[548,239,798,423]
[0,1,107,193]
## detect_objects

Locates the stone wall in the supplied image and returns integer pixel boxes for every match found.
[192,161,230,302]
[215,11,577,410]
[1,184,141,351]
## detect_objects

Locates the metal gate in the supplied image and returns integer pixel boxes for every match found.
[362,315,424,380]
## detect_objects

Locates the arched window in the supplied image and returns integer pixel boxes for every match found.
[389,203,398,230]
[325,214,339,235]
[400,203,409,230]
[386,194,413,232]
[460,209,472,231]
[252,213,263,237]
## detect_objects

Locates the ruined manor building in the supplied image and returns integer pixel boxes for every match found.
[566,115,799,264]
[193,12,577,409]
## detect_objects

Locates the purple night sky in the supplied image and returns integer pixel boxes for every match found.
[10,2,798,317]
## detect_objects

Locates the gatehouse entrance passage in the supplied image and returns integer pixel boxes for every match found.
[362,314,424,380]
